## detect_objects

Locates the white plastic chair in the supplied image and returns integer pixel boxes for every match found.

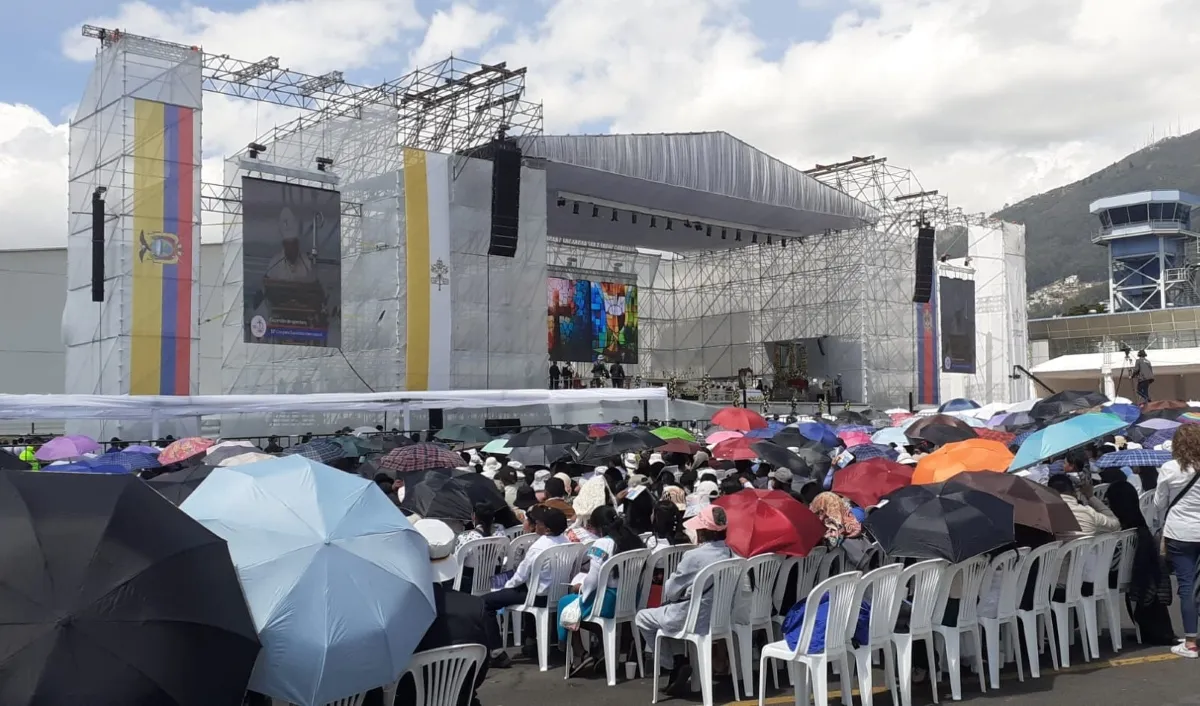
[889,558,949,706]
[815,546,845,584]
[1049,536,1097,668]
[564,548,651,685]
[859,543,887,571]
[1139,491,1161,534]
[1014,540,1062,677]
[850,563,903,706]
[979,549,1024,689]
[758,571,865,706]
[1113,529,1140,644]
[506,533,538,569]
[932,555,989,701]
[271,696,366,706]
[637,545,692,610]
[733,553,784,698]
[649,557,745,706]
[504,525,530,539]
[454,536,509,596]
[507,542,587,671]
[1081,532,1123,655]
[401,643,488,706]
[1093,483,1110,501]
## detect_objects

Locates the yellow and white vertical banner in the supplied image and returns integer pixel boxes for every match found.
[404,148,453,390]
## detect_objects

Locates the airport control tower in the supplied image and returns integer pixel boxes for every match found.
[1090,190,1200,312]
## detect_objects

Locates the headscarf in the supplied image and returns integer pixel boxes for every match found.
[573,475,611,522]
[810,491,862,544]
[662,486,687,511]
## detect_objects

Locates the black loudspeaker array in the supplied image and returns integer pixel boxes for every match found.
[488,145,522,257]
[91,189,105,303]
[912,225,936,303]
[428,408,444,432]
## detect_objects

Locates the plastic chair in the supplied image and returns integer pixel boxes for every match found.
[1139,491,1161,535]
[1093,483,1110,501]
[507,542,587,671]
[816,546,845,584]
[850,563,903,706]
[271,696,366,706]
[564,548,651,685]
[401,643,488,706]
[770,548,828,670]
[1113,529,1140,644]
[649,557,746,706]
[1049,536,1097,668]
[453,536,509,596]
[758,571,865,706]
[733,553,784,697]
[889,558,949,706]
[637,545,692,610]
[860,543,887,571]
[932,555,989,701]
[506,533,538,569]
[1014,540,1062,677]
[1081,532,1123,655]
[978,549,1024,689]
[503,525,530,539]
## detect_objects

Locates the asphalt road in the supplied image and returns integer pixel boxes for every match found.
[478,636,1195,706]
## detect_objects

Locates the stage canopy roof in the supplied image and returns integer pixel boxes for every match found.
[1029,347,1200,379]
[527,132,876,251]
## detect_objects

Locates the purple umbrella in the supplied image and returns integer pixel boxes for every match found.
[125,444,161,455]
[44,462,130,474]
[35,436,99,462]
[1137,418,1181,431]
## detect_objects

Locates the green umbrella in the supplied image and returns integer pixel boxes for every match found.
[481,437,514,455]
[652,426,696,442]
[435,424,495,444]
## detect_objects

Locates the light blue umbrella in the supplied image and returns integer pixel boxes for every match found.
[871,426,909,447]
[1008,412,1128,472]
[939,398,980,413]
[481,436,514,455]
[181,456,435,706]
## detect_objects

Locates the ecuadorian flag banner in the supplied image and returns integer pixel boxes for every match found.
[131,99,195,395]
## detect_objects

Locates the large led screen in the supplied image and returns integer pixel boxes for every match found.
[242,177,342,347]
[547,277,638,364]
[939,276,976,374]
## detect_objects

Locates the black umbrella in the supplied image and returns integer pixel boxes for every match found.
[509,444,575,468]
[399,467,508,523]
[1030,390,1107,423]
[435,424,495,444]
[146,464,216,505]
[749,441,821,478]
[835,410,872,425]
[0,470,260,705]
[576,431,666,465]
[505,426,589,447]
[0,449,29,470]
[864,479,1015,563]
[772,427,837,451]
[908,423,978,446]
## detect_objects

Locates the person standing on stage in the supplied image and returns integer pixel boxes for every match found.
[1132,350,1155,403]
[549,361,561,390]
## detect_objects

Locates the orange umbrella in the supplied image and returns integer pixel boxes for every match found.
[912,438,1013,485]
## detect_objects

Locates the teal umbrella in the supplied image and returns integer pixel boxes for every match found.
[1008,412,1128,471]
[435,424,494,444]
[481,436,513,455]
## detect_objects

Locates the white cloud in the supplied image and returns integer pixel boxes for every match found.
[8,0,1200,251]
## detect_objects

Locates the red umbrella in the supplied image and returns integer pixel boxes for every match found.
[658,438,704,455]
[974,428,1016,445]
[711,407,768,431]
[714,489,825,557]
[711,436,758,461]
[587,424,612,439]
[831,458,914,509]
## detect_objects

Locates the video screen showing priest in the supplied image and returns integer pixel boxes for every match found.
[241,177,342,347]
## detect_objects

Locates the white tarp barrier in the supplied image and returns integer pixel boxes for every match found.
[0,387,668,420]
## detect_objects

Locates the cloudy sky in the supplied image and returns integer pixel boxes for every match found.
[3,0,1198,250]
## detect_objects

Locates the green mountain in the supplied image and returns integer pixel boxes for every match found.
[992,130,1200,292]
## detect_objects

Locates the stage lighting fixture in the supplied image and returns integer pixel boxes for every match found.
[706,225,712,237]
[557,197,566,207]
[781,238,787,248]
[735,230,742,242]
[611,209,619,222]
[964,257,972,266]
[650,216,657,228]
[631,213,638,224]
[766,234,772,245]
[572,202,580,215]
[721,229,727,240]
[247,142,266,158]
[751,233,758,244]
[683,220,691,228]
[694,222,702,231]
[592,204,599,218]
[315,156,333,172]
[666,219,673,231]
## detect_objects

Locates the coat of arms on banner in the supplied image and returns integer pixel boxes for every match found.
[430,258,450,291]
[138,230,181,264]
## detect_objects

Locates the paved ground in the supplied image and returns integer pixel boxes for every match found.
[479,634,1196,706]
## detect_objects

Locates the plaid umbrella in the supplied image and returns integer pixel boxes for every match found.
[93,451,162,472]
[378,442,464,474]
[282,439,345,464]
[1141,429,1175,449]
[1095,449,1173,469]
[159,437,215,465]
[845,444,899,462]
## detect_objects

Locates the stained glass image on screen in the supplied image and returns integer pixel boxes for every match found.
[547,277,638,364]
[939,276,976,373]
[242,177,342,347]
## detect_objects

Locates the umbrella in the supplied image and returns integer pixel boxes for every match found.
[750,441,821,477]
[834,410,872,426]
[974,429,1016,445]
[587,423,614,439]
[904,414,974,441]
[206,444,266,466]
[912,439,1014,485]
[711,436,759,461]
[790,422,840,449]
[332,435,385,457]
[399,467,508,523]
[34,436,99,462]
[159,437,215,465]
[1136,417,1182,431]
[834,424,876,435]
[0,470,259,705]
[577,432,665,464]
[1008,412,1128,471]
[92,450,162,472]
[509,443,575,467]
[871,426,909,447]
[351,426,380,437]
[838,430,873,448]
[711,406,768,431]
[745,420,788,439]
[908,423,978,446]
[1143,399,1191,412]
[950,471,1080,535]
[207,440,260,456]
[1104,403,1141,424]
[844,443,899,463]
[705,430,745,446]
[1180,412,1200,424]
[181,456,436,706]
[714,489,826,557]
[658,438,705,455]
[1095,449,1173,470]
[124,444,161,455]
[147,464,217,505]
[282,439,345,464]
[994,411,1036,431]
[832,458,914,509]
[435,424,494,444]
[1030,390,1108,422]
[505,426,588,447]
[0,449,30,470]
[1141,429,1176,449]
[939,398,980,413]
[379,442,465,474]
[481,436,514,455]
[865,480,1015,562]
[652,426,697,442]
[219,452,277,467]
[43,462,130,475]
